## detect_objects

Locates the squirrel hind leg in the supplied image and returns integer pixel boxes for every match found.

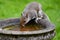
[35,18,42,23]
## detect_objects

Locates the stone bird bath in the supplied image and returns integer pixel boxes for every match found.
[0,18,55,40]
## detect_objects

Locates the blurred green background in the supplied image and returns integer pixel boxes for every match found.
[0,0,60,40]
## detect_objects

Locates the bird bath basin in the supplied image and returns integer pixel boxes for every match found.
[0,18,55,40]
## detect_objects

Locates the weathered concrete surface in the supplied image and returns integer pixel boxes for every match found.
[0,18,55,40]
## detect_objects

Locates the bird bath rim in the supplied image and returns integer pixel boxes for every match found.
[0,18,55,35]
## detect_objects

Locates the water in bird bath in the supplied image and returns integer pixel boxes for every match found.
[2,19,44,31]
[2,24,43,31]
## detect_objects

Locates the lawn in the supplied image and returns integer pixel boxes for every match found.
[0,0,60,40]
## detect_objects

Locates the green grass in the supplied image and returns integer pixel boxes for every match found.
[0,0,60,40]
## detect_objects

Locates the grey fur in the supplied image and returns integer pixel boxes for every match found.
[21,2,55,28]
[21,2,43,25]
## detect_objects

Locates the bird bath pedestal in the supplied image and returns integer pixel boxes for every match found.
[0,18,55,40]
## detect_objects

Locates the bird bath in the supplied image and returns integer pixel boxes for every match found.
[0,18,55,40]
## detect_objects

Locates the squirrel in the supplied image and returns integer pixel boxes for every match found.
[20,2,55,28]
[20,2,43,27]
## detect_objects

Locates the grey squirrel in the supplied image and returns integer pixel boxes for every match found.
[20,2,55,27]
[20,2,43,27]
